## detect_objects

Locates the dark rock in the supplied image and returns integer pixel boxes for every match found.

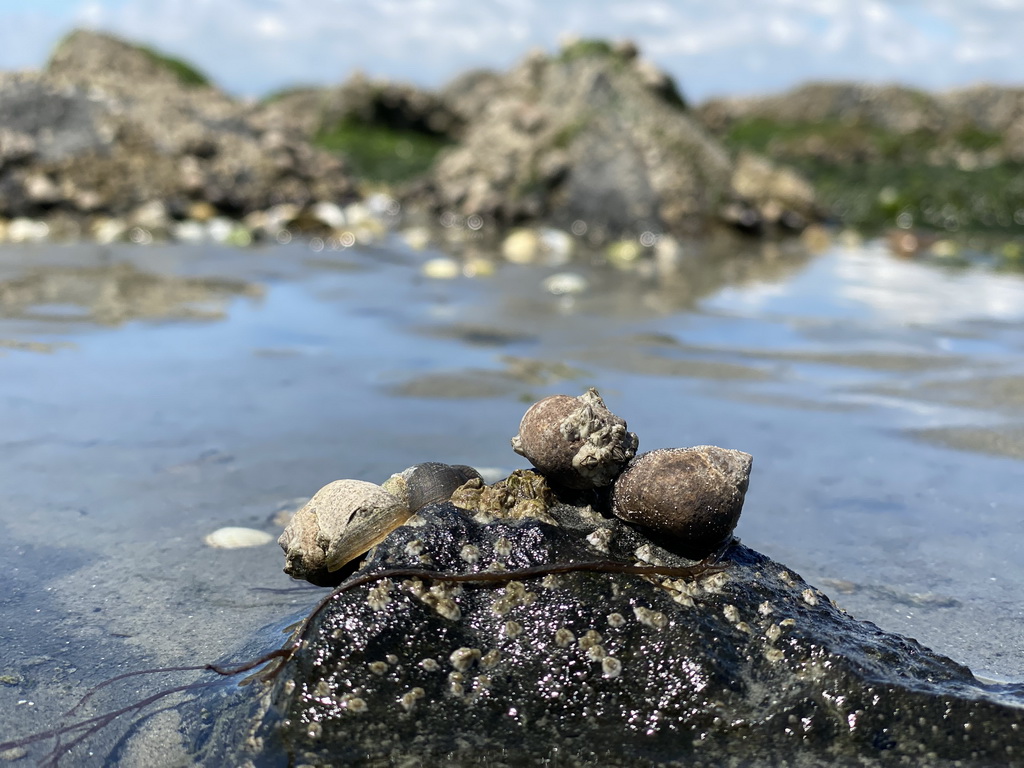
[320,71,464,139]
[241,498,1024,767]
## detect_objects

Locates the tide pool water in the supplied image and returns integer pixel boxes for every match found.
[2,234,1023,762]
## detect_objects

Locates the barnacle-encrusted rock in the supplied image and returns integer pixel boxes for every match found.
[511,388,638,489]
[612,446,753,559]
[230,499,1024,767]
[278,479,409,587]
[450,469,556,524]
[0,31,356,222]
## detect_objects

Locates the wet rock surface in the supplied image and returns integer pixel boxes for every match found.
[249,499,1024,767]
[407,41,819,239]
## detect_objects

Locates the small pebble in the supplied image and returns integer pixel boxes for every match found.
[541,272,587,296]
[402,227,431,250]
[501,229,540,263]
[422,257,461,279]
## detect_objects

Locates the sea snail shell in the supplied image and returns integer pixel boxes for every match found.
[381,462,482,513]
[511,388,638,489]
[279,463,482,586]
[611,446,753,560]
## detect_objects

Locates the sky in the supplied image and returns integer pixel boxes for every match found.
[2,0,1024,102]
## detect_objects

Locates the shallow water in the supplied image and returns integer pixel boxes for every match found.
[2,233,1023,762]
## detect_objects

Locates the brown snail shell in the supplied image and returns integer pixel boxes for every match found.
[511,388,638,489]
[382,462,482,513]
[611,446,752,560]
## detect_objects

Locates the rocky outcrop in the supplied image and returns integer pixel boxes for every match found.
[1,31,822,242]
[229,498,1024,766]
[698,83,949,138]
[0,30,356,223]
[203,384,1024,766]
[697,81,1024,167]
[696,80,1024,231]
[409,41,819,240]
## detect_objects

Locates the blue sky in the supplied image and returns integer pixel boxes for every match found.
[3,0,1024,102]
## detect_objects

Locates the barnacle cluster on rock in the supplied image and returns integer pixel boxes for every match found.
[279,387,751,585]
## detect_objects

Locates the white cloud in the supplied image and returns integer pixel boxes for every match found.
[1,0,1023,101]
[253,13,287,40]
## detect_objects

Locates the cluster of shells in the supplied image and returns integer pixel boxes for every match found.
[279,388,753,585]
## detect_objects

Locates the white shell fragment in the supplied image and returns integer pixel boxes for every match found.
[204,526,275,549]
[278,479,410,585]
[422,258,461,279]
[541,272,588,296]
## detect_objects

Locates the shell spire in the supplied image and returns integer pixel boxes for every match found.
[511,388,638,489]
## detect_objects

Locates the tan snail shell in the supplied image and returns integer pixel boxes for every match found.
[511,388,638,489]
[279,463,482,586]
[611,446,753,560]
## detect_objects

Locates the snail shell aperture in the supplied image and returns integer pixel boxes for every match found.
[279,463,484,586]
[279,479,409,586]
[382,462,482,513]
[511,388,638,489]
[611,446,753,560]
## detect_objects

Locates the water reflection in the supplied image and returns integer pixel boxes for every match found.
[837,242,1024,325]
[0,260,262,326]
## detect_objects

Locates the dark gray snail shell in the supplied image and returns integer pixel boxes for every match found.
[382,462,482,513]
[611,446,753,560]
[510,388,638,490]
[279,462,482,586]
